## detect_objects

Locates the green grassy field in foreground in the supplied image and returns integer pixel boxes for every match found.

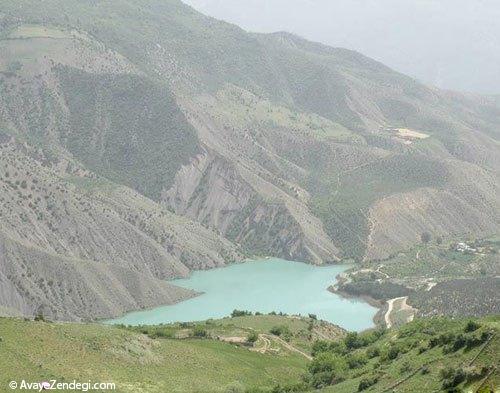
[0,315,498,393]
[0,317,307,393]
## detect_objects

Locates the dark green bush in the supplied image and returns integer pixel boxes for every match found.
[269,325,291,337]
[358,376,378,391]
[192,326,208,338]
[247,331,258,343]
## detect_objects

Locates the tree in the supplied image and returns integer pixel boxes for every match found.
[464,320,480,332]
[421,232,431,244]
[344,332,361,349]
[231,309,252,317]
[7,61,23,73]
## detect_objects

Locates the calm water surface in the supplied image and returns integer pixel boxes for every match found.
[108,259,377,331]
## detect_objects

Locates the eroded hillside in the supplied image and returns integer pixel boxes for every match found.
[0,0,499,320]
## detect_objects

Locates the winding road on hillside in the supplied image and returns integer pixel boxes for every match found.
[256,334,313,360]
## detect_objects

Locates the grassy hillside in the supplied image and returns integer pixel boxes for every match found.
[0,315,498,392]
[317,316,499,393]
[0,315,317,393]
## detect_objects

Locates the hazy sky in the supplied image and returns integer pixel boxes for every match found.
[183,0,500,94]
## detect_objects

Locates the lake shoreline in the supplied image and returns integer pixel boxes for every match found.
[106,258,377,331]
[328,285,387,328]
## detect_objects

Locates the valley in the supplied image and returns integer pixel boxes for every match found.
[0,0,498,391]
[0,0,498,323]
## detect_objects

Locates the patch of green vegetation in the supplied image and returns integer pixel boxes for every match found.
[7,24,71,39]
[220,315,312,336]
[338,238,499,319]
[314,316,499,393]
[356,238,500,283]
[57,66,199,200]
[311,153,450,259]
[65,176,120,195]
[125,312,340,358]
[204,84,359,143]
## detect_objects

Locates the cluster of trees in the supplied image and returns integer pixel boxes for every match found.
[230,309,294,318]
[307,329,387,388]
[440,366,492,390]
[231,309,254,317]
[428,328,490,354]
[311,329,386,357]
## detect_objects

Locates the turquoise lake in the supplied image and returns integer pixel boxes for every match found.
[108,259,378,332]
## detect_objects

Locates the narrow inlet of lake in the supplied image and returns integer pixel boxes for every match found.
[107,258,378,331]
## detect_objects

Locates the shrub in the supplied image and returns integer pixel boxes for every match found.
[192,326,208,338]
[347,353,368,369]
[270,325,290,337]
[421,232,431,244]
[344,332,362,349]
[308,352,348,379]
[358,377,378,391]
[381,345,400,361]
[34,313,45,322]
[308,371,335,389]
[247,331,258,344]
[148,329,173,339]
[366,346,380,358]
[312,340,330,356]
[441,367,466,389]
[464,320,480,332]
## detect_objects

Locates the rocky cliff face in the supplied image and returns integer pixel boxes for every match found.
[164,149,312,261]
[0,230,197,321]
[0,140,241,320]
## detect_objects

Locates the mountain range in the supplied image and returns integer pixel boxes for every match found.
[0,0,499,321]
